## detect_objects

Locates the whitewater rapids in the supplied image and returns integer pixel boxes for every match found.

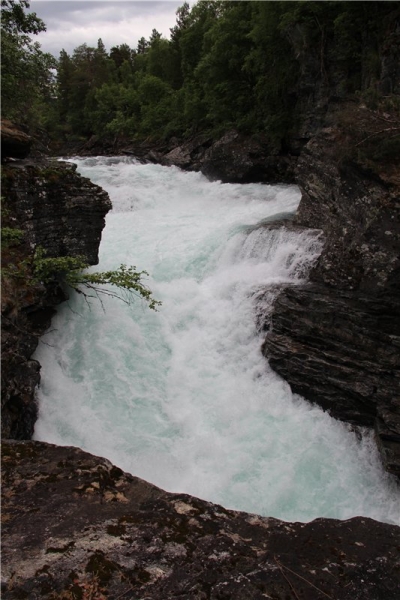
[33,157,399,524]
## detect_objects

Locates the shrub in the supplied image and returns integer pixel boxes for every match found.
[33,249,161,310]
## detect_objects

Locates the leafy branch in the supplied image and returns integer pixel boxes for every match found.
[33,249,161,311]
[2,229,161,312]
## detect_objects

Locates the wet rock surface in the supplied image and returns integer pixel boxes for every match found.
[157,130,296,184]
[2,159,111,264]
[263,128,400,477]
[199,130,295,184]
[2,440,400,600]
[1,279,67,441]
[1,159,111,440]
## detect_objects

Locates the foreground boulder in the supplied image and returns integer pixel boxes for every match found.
[2,440,400,600]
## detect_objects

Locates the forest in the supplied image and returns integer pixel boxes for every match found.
[1,0,398,151]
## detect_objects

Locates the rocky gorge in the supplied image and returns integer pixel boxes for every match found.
[2,114,400,598]
[104,109,400,478]
[2,7,400,597]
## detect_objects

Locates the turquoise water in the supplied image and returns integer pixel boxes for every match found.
[33,157,399,524]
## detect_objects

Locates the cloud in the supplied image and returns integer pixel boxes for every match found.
[29,1,185,56]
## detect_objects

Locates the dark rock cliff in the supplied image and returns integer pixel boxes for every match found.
[2,160,111,264]
[2,440,400,600]
[1,157,111,440]
[161,130,296,184]
[262,125,400,477]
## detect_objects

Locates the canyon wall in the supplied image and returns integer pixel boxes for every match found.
[1,155,111,439]
[262,127,400,477]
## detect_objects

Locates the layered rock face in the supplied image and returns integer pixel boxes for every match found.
[3,160,111,263]
[2,440,400,600]
[1,158,111,439]
[263,128,400,476]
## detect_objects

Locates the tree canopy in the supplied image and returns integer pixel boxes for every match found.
[1,0,56,127]
[2,1,397,149]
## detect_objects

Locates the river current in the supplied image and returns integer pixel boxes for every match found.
[33,157,399,524]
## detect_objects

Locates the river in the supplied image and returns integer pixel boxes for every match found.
[33,157,399,524]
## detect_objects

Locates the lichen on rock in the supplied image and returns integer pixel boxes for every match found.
[2,440,399,600]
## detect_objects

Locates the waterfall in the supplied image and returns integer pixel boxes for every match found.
[33,157,399,524]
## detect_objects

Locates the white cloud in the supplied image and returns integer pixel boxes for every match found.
[29,1,185,56]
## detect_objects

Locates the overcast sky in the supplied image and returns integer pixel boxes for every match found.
[30,0,185,57]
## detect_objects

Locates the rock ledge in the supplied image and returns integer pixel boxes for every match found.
[2,441,399,600]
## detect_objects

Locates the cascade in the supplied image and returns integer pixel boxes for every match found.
[33,157,399,524]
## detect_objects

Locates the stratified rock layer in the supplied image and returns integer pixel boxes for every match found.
[3,159,111,264]
[2,441,399,600]
[263,128,400,476]
[1,159,112,440]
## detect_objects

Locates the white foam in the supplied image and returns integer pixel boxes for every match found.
[34,158,399,524]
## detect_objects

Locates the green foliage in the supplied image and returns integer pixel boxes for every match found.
[1,0,56,126]
[6,1,395,148]
[0,220,29,284]
[70,265,162,311]
[45,0,298,143]
[193,2,254,128]
[1,0,45,35]
[32,249,88,283]
[55,40,117,136]
[2,232,161,311]
[110,44,135,70]
[1,226,24,248]
[32,249,161,310]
